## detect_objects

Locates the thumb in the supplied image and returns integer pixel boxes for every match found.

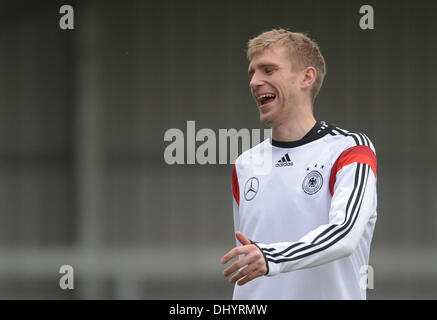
[236,231,251,246]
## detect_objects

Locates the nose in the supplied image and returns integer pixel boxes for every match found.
[249,72,264,90]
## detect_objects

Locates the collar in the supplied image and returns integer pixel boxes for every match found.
[270,121,332,148]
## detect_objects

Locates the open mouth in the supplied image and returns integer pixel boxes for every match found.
[257,93,276,106]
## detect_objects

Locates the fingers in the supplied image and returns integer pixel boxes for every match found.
[236,254,268,286]
[228,260,266,286]
[220,245,251,265]
[229,263,257,284]
[221,233,267,286]
[220,248,237,265]
[235,231,251,245]
[236,270,263,286]
[223,246,264,277]
[222,252,256,277]
[220,232,251,264]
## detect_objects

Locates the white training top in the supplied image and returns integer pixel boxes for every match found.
[231,121,377,300]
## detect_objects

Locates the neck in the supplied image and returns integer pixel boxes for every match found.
[271,103,316,142]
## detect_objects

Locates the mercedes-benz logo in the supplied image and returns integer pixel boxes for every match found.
[244,177,259,201]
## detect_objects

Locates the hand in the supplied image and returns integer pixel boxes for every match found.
[221,231,268,286]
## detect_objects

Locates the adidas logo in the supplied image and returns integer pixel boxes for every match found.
[275,153,294,167]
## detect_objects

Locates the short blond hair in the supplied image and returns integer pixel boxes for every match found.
[247,28,326,102]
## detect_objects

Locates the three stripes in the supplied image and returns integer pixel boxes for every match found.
[263,128,374,265]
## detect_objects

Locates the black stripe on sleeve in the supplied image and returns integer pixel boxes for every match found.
[250,240,269,275]
[265,163,370,263]
[268,165,370,263]
[263,162,362,258]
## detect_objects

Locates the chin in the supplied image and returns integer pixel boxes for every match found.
[259,113,274,127]
[258,102,278,127]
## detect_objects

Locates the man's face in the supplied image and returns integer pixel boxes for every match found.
[248,45,301,127]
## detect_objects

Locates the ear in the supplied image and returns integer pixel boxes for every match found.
[301,67,317,89]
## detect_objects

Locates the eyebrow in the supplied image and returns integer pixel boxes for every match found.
[248,63,279,76]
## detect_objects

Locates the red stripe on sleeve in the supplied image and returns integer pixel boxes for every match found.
[329,145,377,196]
[232,164,240,205]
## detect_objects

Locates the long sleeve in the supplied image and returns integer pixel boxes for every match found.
[254,146,377,277]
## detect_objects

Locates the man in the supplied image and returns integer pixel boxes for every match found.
[221,29,377,299]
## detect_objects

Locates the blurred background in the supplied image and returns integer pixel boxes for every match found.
[0,0,436,299]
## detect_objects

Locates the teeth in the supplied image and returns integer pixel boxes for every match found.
[257,93,276,101]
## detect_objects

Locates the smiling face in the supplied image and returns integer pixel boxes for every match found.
[248,45,303,127]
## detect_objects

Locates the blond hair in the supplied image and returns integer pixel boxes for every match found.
[247,28,326,102]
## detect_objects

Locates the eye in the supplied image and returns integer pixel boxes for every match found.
[265,68,275,75]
